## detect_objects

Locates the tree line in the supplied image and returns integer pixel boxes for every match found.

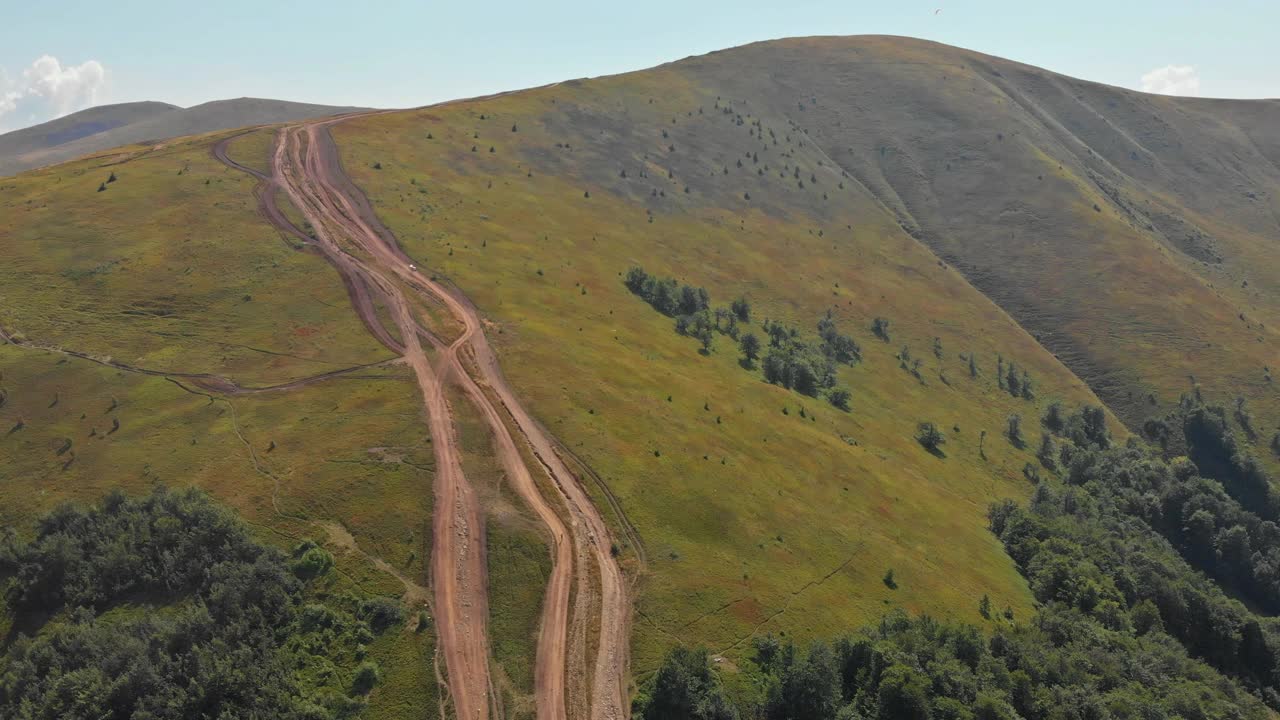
[639,394,1280,718]
[637,606,1267,720]
[0,487,402,719]
[1143,390,1277,521]
[988,392,1280,706]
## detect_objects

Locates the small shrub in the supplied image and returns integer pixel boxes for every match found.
[1022,462,1041,483]
[828,388,851,411]
[289,541,334,580]
[1037,434,1057,471]
[1042,402,1065,433]
[872,317,891,342]
[352,661,381,695]
[916,422,946,453]
[1235,396,1256,439]
[360,596,405,634]
[739,332,761,366]
[1007,414,1024,448]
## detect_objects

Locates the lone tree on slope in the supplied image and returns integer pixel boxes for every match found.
[916,422,946,454]
[1007,414,1025,448]
[739,332,761,366]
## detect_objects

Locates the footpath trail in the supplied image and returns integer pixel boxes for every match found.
[215,116,630,720]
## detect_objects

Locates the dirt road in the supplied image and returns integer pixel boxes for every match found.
[216,115,630,720]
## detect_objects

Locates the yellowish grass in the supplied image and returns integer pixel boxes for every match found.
[0,132,440,715]
[333,68,1111,673]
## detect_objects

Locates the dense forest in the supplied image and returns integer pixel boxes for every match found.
[638,608,1267,720]
[638,396,1280,719]
[0,488,402,720]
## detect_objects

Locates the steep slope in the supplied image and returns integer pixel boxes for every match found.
[332,57,1114,683]
[1,43,1120,718]
[679,36,1280,435]
[0,98,368,176]
[0,101,177,168]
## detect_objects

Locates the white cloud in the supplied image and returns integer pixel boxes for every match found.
[0,55,107,132]
[1140,64,1201,96]
[0,91,19,116]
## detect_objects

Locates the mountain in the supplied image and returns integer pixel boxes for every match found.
[0,101,177,161]
[672,36,1280,431]
[0,97,369,176]
[3,35,1280,720]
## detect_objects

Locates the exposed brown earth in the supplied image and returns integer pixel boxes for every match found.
[215,112,629,720]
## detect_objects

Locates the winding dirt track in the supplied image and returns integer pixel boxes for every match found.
[215,117,629,720]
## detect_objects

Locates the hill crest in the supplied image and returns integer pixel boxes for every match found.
[0,97,369,176]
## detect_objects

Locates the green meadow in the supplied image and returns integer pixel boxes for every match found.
[333,66,1113,677]
[0,132,440,717]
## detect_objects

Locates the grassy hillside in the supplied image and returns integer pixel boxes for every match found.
[332,59,1113,677]
[6,33,1280,714]
[0,130,388,383]
[679,37,1280,440]
[0,129,439,718]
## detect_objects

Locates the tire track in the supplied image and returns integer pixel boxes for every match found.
[267,123,497,720]
[217,111,631,720]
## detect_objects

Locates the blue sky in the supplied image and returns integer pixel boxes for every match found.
[2,0,1276,131]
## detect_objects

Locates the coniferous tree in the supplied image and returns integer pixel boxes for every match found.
[1007,414,1024,447]
[739,333,761,366]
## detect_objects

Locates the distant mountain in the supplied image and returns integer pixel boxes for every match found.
[0,97,368,176]
[0,101,177,166]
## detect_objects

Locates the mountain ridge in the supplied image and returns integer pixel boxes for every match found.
[0,101,177,167]
[0,97,370,176]
[671,34,1280,430]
